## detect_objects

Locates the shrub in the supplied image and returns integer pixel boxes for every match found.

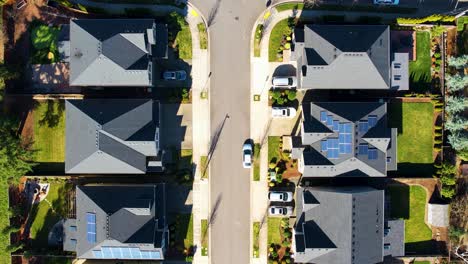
[448,131,468,151]
[430,25,447,37]
[446,96,467,115]
[287,90,296,101]
[441,185,456,199]
[446,116,468,132]
[446,74,468,92]
[433,52,441,59]
[397,14,455,24]
[448,55,468,68]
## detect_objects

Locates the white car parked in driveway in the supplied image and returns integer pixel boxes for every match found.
[272,107,297,118]
[272,76,297,88]
[268,191,293,202]
[269,206,293,217]
[242,143,253,168]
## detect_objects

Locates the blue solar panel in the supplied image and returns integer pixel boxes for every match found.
[327,149,339,159]
[327,140,333,149]
[92,250,103,258]
[87,213,96,222]
[333,120,339,131]
[332,138,339,148]
[339,144,346,154]
[130,248,141,258]
[150,251,162,259]
[344,134,352,143]
[86,212,96,243]
[141,251,151,259]
[368,115,377,127]
[321,140,328,151]
[102,247,113,258]
[368,148,378,160]
[122,247,132,259]
[111,247,123,258]
[359,121,369,133]
[339,123,345,133]
[320,111,327,122]
[326,115,333,126]
[344,144,352,153]
[358,144,368,155]
[344,123,352,133]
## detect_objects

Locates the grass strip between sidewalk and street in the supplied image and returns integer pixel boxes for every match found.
[200,155,209,179]
[254,24,263,57]
[197,23,208,49]
[253,143,261,181]
[201,219,208,256]
[253,222,260,258]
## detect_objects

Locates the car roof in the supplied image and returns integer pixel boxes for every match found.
[272,77,290,86]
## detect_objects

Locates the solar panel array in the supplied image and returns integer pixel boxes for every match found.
[358,115,378,133]
[86,213,96,243]
[319,111,353,159]
[92,247,162,259]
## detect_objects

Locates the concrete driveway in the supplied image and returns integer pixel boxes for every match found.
[160,103,193,150]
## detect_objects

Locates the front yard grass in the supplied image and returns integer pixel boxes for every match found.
[201,219,208,256]
[388,102,434,176]
[274,3,304,12]
[197,23,208,50]
[254,24,263,57]
[268,19,292,62]
[30,22,60,64]
[409,31,431,91]
[172,214,193,249]
[29,182,71,248]
[33,101,65,163]
[267,217,284,245]
[387,185,432,254]
[268,136,281,164]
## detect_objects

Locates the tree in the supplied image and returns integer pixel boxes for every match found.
[440,174,456,186]
[430,25,447,37]
[445,116,468,132]
[457,148,468,161]
[441,185,456,199]
[0,116,35,184]
[446,74,468,92]
[0,64,19,81]
[448,131,468,151]
[448,55,468,68]
[446,96,467,115]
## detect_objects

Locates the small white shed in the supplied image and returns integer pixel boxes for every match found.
[427,203,449,227]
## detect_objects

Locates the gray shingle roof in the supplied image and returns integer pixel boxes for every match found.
[292,102,397,177]
[65,99,162,174]
[292,25,409,90]
[294,187,384,264]
[70,19,167,86]
[63,184,166,260]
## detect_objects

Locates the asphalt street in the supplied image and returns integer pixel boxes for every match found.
[190,0,265,263]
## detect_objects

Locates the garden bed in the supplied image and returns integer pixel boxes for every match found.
[268,19,293,62]
[168,214,193,260]
[267,217,293,263]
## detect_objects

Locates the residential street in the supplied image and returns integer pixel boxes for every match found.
[189,0,265,263]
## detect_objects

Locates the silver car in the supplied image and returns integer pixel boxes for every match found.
[268,191,294,202]
[242,143,253,168]
[269,206,293,217]
[272,76,297,88]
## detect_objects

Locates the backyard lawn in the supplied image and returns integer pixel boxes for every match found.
[388,102,434,176]
[387,185,433,254]
[33,101,65,163]
[409,31,431,91]
[267,217,284,245]
[0,182,10,263]
[30,22,60,64]
[29,182,71,248]
[269,19,292,62]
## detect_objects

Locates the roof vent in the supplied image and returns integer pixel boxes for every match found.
[74,50,83,58]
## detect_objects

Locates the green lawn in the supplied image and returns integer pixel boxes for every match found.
[176,22,192,60]
[388,102,434,176]
[201,219,208,256]
[267,217,284,245]
[200,155,209,179]
[457,16,468,31]
[253,222,260,258]
[0,181,11,263]
[197,23,207,50]
[30,22,60,64]
[29,182,71,248]
[172,214,193,249]
[414,261,430,264]
[253,143,260,181]
[409,31,431,91]
[178,149,193,170]
[268,19,292,62]
[387,185,432,254]
[268,136,281,164]
[274,3,304,12]
[32,101,65,163]
[254,24,263,57]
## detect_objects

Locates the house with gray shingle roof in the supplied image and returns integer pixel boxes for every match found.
[65,99,163,174]
[63,184,167,260]
[291,25,408,90]
[70,19,168,87]
[291,102,397,177]
[294,186,404,264]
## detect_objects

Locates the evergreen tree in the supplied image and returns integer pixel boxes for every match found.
[446,96,467,115]
[448,55,468,69]
[446,116,468,132]
[446,74,468,92]
[448,131,468,151]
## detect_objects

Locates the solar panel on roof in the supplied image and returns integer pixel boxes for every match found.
[93,250,103,258]
[150,251,162,259]
[327,115,333,126]
[344,123,352,133]
[86,212,96,243]
[368,148,378,160]
[358,144,368,155]
[130,248,141,258]
[333,120,339,131]
[339,144,346,154]
[321,140,328,151]
[368,115,377,127]
[339,123,345,133]
[359,121,369,133]
[344,144,352,153]
[111,247,123,258]
[102,247,113,258]
[122,247,132,259]
[320,111,327,122]
[141,251,151,259]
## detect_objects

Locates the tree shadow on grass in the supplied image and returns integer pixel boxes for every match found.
[38,100,64,128]
[409,71,431,94]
